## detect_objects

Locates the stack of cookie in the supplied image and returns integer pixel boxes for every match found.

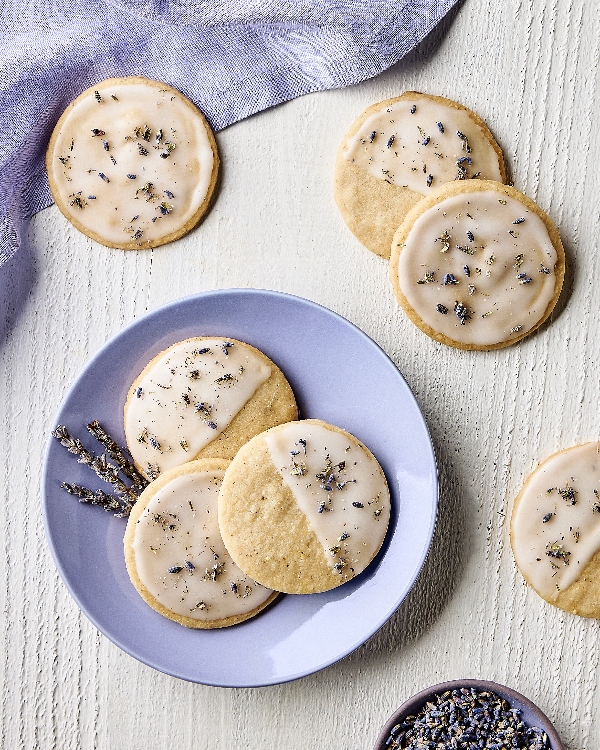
[334,92,565,351]
[122,337,391,628]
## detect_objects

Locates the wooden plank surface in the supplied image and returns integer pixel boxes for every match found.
[1,0,599,747]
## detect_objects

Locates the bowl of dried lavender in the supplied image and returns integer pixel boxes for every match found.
[374,679,564,750]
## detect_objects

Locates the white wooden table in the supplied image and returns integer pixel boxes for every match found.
[2,0,599,747]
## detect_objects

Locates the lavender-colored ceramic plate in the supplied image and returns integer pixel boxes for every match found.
[374,679,565,750]
[42,289,437,687]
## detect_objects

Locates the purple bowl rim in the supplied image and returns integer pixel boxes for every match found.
[41,287,439,686]
[373,679,564,750]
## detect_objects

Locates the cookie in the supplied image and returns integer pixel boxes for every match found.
[334,92,506,259]
[218,419,390,594]
[389,180,565,350]
[510,443,600,618]
[124,459,278,628]
[125,337,298,480]
[46,76,219,249]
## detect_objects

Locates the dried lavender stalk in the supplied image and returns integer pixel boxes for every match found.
[86,420,148,492]
[60,482,133,518]
[52,425,139,507]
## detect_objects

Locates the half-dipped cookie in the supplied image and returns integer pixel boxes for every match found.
[124,337,298,480]
[511,443,600,618]
[334,92,506,259]
[218,419,390,594]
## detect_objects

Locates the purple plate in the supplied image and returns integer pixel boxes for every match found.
[41,289,437,686]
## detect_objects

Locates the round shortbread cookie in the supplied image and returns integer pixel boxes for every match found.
[511,443,600,619]
[389,180,565,350]
[334,92,506,259]
[46,77,219,249]
[124,459,279,628]
[124,337,298,480]
[218,419,390,595]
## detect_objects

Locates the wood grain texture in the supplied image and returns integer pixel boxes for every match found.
[1,0,599,747]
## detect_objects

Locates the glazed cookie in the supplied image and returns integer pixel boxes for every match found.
[46,77,219,249]
[218,419,390,594]
[334,92,506,259]
[124,459,278,628]
[124,337,298,480]
[511,443,600,618]
[389,180,565,350]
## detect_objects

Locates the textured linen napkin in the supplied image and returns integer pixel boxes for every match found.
[0,0,460,266]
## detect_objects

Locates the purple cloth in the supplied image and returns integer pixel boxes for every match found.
[0,0,459,266]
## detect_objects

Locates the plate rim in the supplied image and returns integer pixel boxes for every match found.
[41,287,438,686]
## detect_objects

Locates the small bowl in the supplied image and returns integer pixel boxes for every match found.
[374,679,565,750]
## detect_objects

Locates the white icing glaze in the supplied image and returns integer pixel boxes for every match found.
[132,470,274,621]
[264,422,390,582]
[397,191,558,346]
[342,97,503,193]
[49,80,215,246]
[511,443,600,601]
[125,339,271,476]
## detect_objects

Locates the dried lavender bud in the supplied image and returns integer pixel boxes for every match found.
[454,301,470,325]
[382,687,550,749]
[456,130,471,153]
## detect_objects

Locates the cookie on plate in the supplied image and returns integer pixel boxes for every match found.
[124,459,279,628]
[334,92,506,259]
[389,180,565,350]
[218,419,390,594]
[510,443,600,618]
[124,337,298,480]
[46,76,219,249]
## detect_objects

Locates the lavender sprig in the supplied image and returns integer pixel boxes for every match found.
[60,482,133,518]
[52,425,139,507]
[86,420,148,492]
